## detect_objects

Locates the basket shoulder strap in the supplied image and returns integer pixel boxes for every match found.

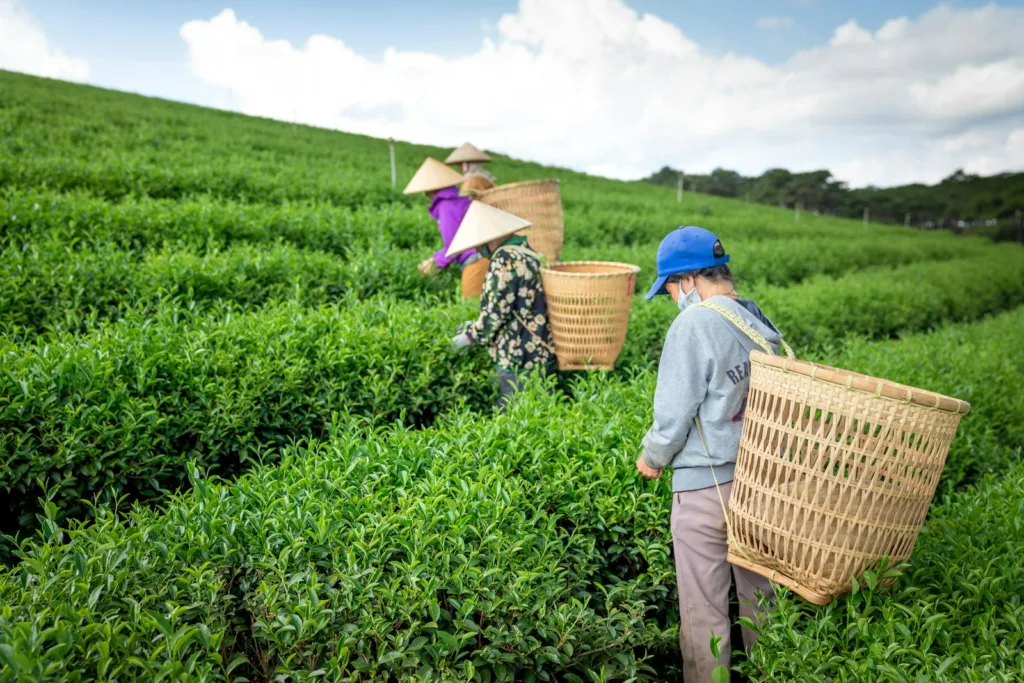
[691,300,785,576]
[696,301,794,359]
[512,311,556,354]
[696,301,771,353]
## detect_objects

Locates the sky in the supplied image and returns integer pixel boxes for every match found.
[2,0,1023,187]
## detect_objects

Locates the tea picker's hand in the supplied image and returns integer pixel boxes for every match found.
[636,454,662,479]
[418,257,438,276]
[450,332,472,355]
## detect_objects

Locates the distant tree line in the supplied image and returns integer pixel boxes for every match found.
[643,166,1024,242]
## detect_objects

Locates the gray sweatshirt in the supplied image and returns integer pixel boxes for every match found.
[641,295,783,492]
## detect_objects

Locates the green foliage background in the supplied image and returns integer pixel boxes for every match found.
[643,165,1024,239]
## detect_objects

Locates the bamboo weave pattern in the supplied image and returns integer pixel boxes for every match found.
[479,179,564,262]
[728,351,970,604]
[540,261,640,371]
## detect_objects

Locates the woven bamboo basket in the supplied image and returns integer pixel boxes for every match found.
[727,351,970,605]
[479,180,564,262]
[541,261,640,371]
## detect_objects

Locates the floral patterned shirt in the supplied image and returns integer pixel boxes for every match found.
[466,242,555,372]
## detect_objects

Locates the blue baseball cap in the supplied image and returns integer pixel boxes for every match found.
[645,226,730,300]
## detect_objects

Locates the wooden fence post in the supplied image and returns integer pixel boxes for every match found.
[388,138,396,188]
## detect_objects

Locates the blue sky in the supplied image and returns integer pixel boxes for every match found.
[24,0,1021,107]
[6,0,1024,185]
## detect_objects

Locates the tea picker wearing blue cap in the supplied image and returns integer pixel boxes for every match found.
[635,226,792,681]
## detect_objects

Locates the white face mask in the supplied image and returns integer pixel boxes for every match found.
[677,282,702,312]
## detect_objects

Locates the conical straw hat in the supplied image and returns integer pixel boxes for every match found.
[445,201,532,258]
[445,142,492,165]
[403,157,465,195]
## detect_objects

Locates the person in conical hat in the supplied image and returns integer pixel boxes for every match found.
[403,157,489,297]
[449,201,555,411]
[445,142,496,196]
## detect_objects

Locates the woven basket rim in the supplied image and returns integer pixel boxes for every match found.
[750,350,970,415]
[480,179,560,196]
[541,260,641,279]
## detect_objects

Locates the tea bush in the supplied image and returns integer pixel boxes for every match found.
[620,250,1024,367]
[754,254,1024,349]
[0,188,434,255]
[4,246,1023,538]
[4,196,1003,337]
[563,234,998,290]
[7,184,982,286]
[2,309,1023,681]
[1,71,951,247]
[560,197,960,245]
[0,74,402,208]
[0,238,454,338]
[0,297,489,533]
[0,379,673,682]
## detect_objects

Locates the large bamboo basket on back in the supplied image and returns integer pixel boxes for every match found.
[727,351,970,605]
[541,261,640,371]
[479,180,564,262]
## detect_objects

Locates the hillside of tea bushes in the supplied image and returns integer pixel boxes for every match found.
[1,70,1023,682]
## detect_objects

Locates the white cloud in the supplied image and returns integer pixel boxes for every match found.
[757,16,794,30]
[0,0,88,81]
[875,17,910,42]
[830,19,872,46]
[180,1,1024,187]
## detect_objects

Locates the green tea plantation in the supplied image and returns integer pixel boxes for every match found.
[1,70,1023,682]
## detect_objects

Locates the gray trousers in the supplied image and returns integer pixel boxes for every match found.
[671,482,774,682]
[495,367,525,412]
[495,366,553,412]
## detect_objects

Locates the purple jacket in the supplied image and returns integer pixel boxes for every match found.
[429,186,476,269]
